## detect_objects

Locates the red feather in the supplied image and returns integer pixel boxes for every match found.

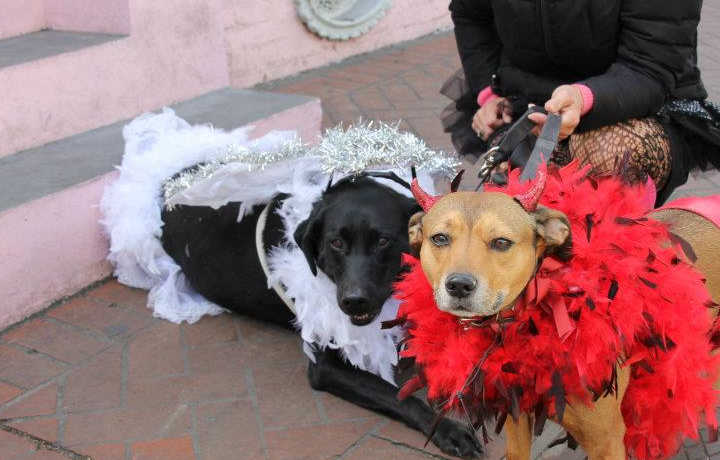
[394,162,720,460]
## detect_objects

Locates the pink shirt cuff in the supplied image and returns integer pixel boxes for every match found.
[573,84,594,116]
[477,86,499,106]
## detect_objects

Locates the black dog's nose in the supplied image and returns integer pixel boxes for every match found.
[341,295,369,312]
[445,273,477,298]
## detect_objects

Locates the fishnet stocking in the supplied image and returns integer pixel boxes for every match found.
[569,118,671,188]
[483,118,671,189]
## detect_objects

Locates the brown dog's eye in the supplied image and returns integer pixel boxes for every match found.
[330,239,344,250]
[378,237,389,248]
[430,233,450,247]
[490,238,514,251]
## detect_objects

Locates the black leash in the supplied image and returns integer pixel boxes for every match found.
[476,107,562,185]
[521,110,561,182]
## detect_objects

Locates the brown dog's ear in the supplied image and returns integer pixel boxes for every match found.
[408,211,425,257]
[531,206,572,259]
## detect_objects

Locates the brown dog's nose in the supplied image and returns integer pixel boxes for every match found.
[445,273,477,298]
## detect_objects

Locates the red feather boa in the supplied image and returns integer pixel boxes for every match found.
[395,163,720,459]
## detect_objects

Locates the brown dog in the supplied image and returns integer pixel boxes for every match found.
[408,191,720,460]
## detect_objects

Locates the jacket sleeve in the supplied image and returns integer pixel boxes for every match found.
[449,0,502,96]
[579,0,704,131]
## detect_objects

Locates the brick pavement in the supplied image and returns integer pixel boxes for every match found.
[3,6,720,460]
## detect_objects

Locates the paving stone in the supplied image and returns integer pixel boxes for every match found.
[73,443,126,460]
[62,346,123,413]
[63,404,192,445]
[86,280,151,312]
[686,444,709,460]
[22,450,70,459]
[0,345,66,388]
[181,314,237,347]
[0,429,38,459]
[0,418,60,460]
[351,88,394,111]
[130,436,195,460]
[707,440,720,456]
[0,381,23,405]
[7,417,59,443]
[126,368,248,409]
[374,418,469,459]
[127,322,184,379]
[0,384,57,419]
[196,399,264,460]
[1,318,108,365]
[233,317,304,366]
[264,419,377,460]
[380,82,422,108]
[186,342,248,376]
[343,436,431,460]
[253,360,322,430]
[47,295,153,339]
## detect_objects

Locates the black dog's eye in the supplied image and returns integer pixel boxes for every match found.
[377,237,389,248]
[490,237,514,251]
[330,239,344,250]
[430,233,450,247]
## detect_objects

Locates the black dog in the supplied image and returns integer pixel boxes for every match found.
[160,176,481,458]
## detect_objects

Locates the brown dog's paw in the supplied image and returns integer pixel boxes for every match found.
[408,211,425,257]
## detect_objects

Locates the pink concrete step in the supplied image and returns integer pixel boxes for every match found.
[0,88,321,330]
[0,1,228,158]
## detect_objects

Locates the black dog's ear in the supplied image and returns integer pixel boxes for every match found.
[293,208,325,276]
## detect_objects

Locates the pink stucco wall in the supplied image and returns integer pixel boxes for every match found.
[1,0,449,157]
[45,0,131,35]
[0,0,45,39]
[0,0,130,39]
[0,0,229,158]
[223,0,452,87]
[0,174,115,331]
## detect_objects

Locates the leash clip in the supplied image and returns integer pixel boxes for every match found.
[476,146,502,187]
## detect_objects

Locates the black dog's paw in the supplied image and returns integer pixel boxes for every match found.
[431,418,483,458]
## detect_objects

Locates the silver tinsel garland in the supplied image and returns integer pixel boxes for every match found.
[162,121,459,203]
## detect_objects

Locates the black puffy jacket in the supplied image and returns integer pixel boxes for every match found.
[450,0,707,131]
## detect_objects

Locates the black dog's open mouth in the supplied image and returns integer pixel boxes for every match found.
[349,311,381,326]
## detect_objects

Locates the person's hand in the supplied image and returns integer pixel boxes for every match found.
[472,97,512,141]
[528,85,583,140]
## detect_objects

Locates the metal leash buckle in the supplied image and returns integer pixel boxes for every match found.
[475,145,503,187]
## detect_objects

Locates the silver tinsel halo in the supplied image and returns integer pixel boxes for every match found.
[162,121,459,203]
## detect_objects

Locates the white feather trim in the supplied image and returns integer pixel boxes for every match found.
[101,109,450,385]
[99,108,295,323]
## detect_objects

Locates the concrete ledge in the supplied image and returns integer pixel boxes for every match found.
[0,88,322,330]
[0,88,319,214]
[0,30,125,69]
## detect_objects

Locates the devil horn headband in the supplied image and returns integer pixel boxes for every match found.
[410,166,442,212]
[410,167,467,212]
[513,165,547,211]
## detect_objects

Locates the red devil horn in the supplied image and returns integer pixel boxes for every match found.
[410,166,441,212]
[411,178,441,212]
[514,166,547,212]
